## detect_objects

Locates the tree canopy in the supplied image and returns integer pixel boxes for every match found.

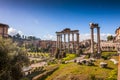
[0,37,29,80]
[107,35,114,41]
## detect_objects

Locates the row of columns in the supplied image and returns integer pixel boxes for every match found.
[90,23,101,58]
[56,32,79,53]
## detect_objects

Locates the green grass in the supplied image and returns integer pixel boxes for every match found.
[102,51,117,57]
[62,53,76,61]
[101,51,117,60]
[45,59,118,80]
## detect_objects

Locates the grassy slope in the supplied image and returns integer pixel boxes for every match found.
[45,59,117,80]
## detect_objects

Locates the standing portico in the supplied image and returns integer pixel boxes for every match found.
[90,23,101,58]
[56,28,79,53]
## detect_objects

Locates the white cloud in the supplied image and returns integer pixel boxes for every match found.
[41,33,115,41]
[8,27,23,36]
[42,34,56,40]
[80,33,115,41]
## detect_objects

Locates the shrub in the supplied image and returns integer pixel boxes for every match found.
[89,74,96,80]
[107,69,117,80]
[20,77,29,80]
[62,54,76,61]
[47,59,58,65]
[0,38,29,80]
[101,52,117,60]
[84,53,90,59]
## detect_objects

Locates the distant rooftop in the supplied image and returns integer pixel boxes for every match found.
[0,23,9,28]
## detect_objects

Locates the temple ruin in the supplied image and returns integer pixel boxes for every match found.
[90,23,101,58]
[56,28,79,53]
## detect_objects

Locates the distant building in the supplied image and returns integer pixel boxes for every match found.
[100,40,117,51]
[39,40,56,49]
[115,27,120,41]
[0,23,9,38]
[80,39,91,48]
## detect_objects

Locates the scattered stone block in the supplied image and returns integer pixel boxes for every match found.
[89,58,96,62]
[100,62,107,68]
[78,59,94,66]
[110,59,118,65]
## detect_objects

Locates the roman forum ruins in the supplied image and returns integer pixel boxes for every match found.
[56,28,79,53]
[90,23,101,58]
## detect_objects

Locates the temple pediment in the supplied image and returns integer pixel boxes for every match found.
[62,28,71,32]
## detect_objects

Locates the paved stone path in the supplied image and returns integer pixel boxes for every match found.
[30,62,47,68]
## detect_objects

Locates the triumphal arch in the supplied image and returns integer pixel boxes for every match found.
[56,28,79,53]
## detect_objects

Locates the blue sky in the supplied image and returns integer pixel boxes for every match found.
[0,0,120,41]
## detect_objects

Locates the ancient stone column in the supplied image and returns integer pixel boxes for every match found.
[76,33,79,48]
[64,34,66,49]
[91,28,94,54]
[97,27,101,55]
[60,34,62,50]
[77,33,79,44]
[72,33,74,51]
[56,34,59,48]
[68,33,70,53]
[58,35,60,49]
[56,34,58,48]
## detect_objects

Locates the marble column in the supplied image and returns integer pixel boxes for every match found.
[68,33,70,53]
[72,33,74,51]
[60,34,62,50]
[64,34,66,49]
[58,35,60,48]
[76,33,79,48]
[97,27,101,54]
[56,34,58,48]
[91,28,94,54]
[77,33,79,44]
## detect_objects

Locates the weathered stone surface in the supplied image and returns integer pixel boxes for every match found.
[110,59,118,64]
[100,62,107,68]
[78,59,94,66]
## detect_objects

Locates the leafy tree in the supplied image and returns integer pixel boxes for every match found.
[0,37,29,80]
[107,35,114,41]
[27,36,36,40]
[13,33,21,39]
